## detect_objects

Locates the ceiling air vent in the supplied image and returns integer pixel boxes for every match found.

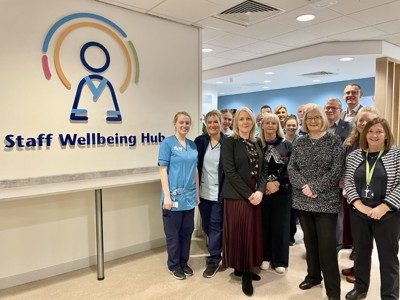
[214,0,285,27]
[299,71,337,78]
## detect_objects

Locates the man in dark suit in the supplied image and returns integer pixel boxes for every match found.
[325,97,352,253]
[325,98,352,143]
[340,83,363,124]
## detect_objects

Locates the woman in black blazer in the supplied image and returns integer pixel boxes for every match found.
[221,107,268,296]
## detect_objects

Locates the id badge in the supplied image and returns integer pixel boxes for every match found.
[362,186,374,199]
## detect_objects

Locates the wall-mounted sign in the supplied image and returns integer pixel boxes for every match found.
[41,13,140,122]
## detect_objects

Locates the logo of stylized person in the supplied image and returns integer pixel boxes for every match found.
[41,13,140,122]
[71,41,120,121]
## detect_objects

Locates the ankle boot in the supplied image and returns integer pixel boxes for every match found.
[242,272,253,296]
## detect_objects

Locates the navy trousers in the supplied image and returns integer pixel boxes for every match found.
[199,198,223,264]
[162,208,195,271]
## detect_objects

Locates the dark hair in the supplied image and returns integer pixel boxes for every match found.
[283,114,298,127]
[345,83,361,90]
[220,108,233,115]
[359,117,394,151]
[260,105,271,112]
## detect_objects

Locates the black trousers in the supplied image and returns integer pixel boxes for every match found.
[350,208,400,300]
[298,210,340,298]
[261,187,291,268]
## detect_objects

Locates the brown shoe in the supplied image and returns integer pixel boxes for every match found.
[346,274,356,283]
[342,267,354,276]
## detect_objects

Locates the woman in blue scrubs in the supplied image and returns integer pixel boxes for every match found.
[158,111,199,280]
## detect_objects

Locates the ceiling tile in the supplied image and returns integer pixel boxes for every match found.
[205,0,243,6]
[96,0,164,12]
[202,43,230,55]
[268,30,323,47]
[203,56,234,70]
[348,1,400,26]
[237,41,286,54]
[202,27,227,43]
[196,16,245,33]
[329,0,394,14]
[237,20,296,40]
[271,5,343,28]
[214,49,256,60]
[150,0,226,23]
[206,33,259,48]
[330,27,387,41]
[374,20,400,35]
[303,16,366,37]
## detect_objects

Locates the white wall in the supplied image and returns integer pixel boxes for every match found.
[0,0,200,289]
[0,0,200,180]
[202,83,219,116]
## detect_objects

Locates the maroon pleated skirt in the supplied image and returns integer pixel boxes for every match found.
[222,197,263,272]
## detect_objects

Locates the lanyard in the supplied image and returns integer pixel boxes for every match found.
[365,149,384,186]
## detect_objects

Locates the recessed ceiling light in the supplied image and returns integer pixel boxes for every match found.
[296,14,315,22]
[339,57,354,61]
[216,81,224,84]
[262,86,270,89]
[202,48,213,53]
[264,72,274,75]
[263,80,271,83]
[313,79,321,82]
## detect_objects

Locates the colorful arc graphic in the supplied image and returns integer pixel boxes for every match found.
[42,13,139,90]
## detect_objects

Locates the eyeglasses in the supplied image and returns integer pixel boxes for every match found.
[344,91,360,95]
[306,116,322,122]
[324,106,340,111]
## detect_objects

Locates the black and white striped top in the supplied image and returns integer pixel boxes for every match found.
[344,146,400,211]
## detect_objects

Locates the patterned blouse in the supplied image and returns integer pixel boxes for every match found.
[241,138,259,178]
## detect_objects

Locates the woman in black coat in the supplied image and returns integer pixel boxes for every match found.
[221,106,268,296]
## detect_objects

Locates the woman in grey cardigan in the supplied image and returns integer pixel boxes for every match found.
[288,105,344,300]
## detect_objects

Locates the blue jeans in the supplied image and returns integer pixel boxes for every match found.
[199,198,223,264]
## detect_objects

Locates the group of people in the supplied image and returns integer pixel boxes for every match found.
[157,83,400,300]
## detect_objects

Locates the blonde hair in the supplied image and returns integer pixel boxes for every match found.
[346,106,379,147]
[302,105,329,132]
[205,109,222,124]
[259,113,285,147]
[173,112,192,129]
[232,107,257,142]
[274,104,288,114]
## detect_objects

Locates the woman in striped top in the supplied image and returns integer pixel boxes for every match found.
[344,117,400,300]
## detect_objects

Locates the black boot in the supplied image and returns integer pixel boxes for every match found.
[242,272,253,296]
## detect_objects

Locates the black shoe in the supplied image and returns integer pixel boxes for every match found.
[345,288,367,299]
[234,269,243,276]
[328,297,340,300]
[299,280,320,290]
[251,273,261,281]
[349,249,356,260]
[242,272,253,296]
[182,265,193,277]
[203,263,220,278]
[168,268,186,280]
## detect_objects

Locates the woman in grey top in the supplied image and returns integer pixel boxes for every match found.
[288,105,344,300]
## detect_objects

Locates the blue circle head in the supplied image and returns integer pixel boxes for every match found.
[80,41,110,73]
